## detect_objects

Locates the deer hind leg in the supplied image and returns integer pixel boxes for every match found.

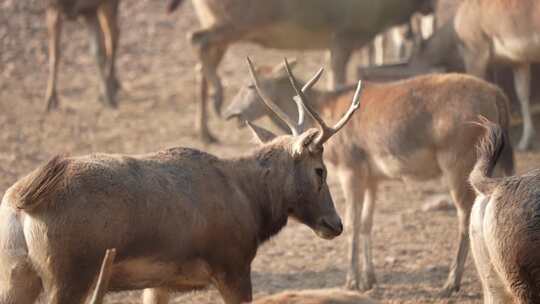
[339,167,376,291]
[470,197,512,304]
[40,257,100,304]
[326,34,354,90]
[438,157,476,297]
[45,7,62,112]
[142,288,170,304]
[513,64,534,150]
[0,209,42,304]
[190,27,229,143]
[190,26,231,114]
[95,0,120,108]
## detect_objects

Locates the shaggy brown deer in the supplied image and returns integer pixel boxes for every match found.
[224,61,515,295]
[362,0,540,150]
[469,117,540,303]
[44,0,121,111]
[0,58,362,304]
[252,289,378,304]
[168,0,431,143]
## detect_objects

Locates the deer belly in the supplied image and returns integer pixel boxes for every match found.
[248,23,331,49]
[372,149,441,181]
[493,35,540,62]
[109,258,212,291]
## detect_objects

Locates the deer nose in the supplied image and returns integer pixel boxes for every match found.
[319,215,343,236]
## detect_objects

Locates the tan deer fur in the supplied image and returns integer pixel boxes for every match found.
[168,0,431,143]
[224,62,515,296]
[470,118,540,303]
[44,0,121,111]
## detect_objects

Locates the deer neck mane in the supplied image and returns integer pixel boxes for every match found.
[225,145,293,243]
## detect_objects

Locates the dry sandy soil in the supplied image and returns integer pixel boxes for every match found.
[2,1,540,303]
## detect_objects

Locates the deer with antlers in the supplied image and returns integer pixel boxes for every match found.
[0,58,361,304]
[44,0,121,111]
[224,61,515,295]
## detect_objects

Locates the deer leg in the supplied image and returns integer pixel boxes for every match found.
[0,257,42,304]
[142,288,170,304]
[339,168,367,291]
[191,26,232,115]
[84,12,110,107]
[45,7,62,112]
[470,197,512,304]
[191,28,228,143]
[513,64,534,150]
[359,182,377,290]
[214,270,252,304]
[44,273,94,304]
[96,1,120,108]
[439,163,476,297]
[326,37,353,90]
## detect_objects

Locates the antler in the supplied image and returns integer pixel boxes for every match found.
[89,248,117,304]
[246,57,300,136]
[284,58,363,147]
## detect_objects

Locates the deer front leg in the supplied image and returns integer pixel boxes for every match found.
[45,7,62,112]
[359,181,377,290]
[142,288,170,304]
[513,64,534,150]
[214,269,252,304]
[339,168,376,291]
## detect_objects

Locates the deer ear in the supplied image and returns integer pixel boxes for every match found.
[292,129,319,158]
[271,58,297,78]
[246,121,277,144]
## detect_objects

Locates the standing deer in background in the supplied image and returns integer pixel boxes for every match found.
[167,0,431,143]
[361,0,540,150]
[224,61,515,295]
[45,0,121,111]
[0,58,361,304]
[469,117,540,303]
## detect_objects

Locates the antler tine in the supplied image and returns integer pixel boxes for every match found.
[294,67,323,127]
[284,58,332,135]
[89,248,117,304]
[331,80,363,132]
[315,80,363,145]
[301,67,324,92]
[246,57,299,136]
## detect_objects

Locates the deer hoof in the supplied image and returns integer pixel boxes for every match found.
[100,83,118,109]
[517,138,533,151]
[200,130,219,144]
[360,272,376,291]
[344,277,359,291]
[45,93,60,112]
[438,283,459,298]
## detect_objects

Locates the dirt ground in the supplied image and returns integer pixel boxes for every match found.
[2,1,540,303]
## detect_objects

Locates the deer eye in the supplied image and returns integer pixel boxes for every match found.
[247,84,255,89]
